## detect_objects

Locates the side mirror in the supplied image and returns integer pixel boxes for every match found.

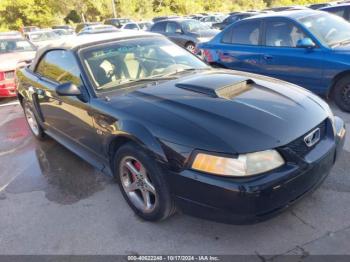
[16,59,33,69]
[56,82,81,96]
[175,28,183,34]
[296,38,316,49]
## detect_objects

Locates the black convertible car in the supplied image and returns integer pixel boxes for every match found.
[16,31,346,224]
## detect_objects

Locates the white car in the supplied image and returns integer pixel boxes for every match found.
[25,30,60,48]
[199,15,227,28]
[121,22,153,31]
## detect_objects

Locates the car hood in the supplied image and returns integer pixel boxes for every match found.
[107,70,329,154]
[0,51,36,72]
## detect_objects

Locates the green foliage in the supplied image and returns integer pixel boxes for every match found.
[0,0,332,31]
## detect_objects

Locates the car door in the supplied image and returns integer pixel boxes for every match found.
[259,18,325,92]
[33,50,101,158]
[164,21,186,47]
[215,19,264,74]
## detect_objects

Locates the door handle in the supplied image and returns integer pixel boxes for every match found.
[263,55,273,60]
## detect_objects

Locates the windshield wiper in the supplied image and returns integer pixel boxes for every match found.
[330,39,350,47]
[161,67,210,77]
[117,75,178,85]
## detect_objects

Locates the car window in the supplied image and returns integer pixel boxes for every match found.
[224,21,260,45]
[298,12,350,47]
[0,38,35,53]
[124,23,139,30]
[151,22,166,32]
[81,37,208,92]
[35,50,81,85]
[265,20,307,47]
[325,7,346,18]
[166,22,181,33]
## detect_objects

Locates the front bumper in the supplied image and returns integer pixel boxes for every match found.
[167,117,346,224]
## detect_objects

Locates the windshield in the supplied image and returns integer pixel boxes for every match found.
[29,31,59,42]
[298,13,350,47]
[0,38,35,53]
[81,37,208,92]
[182,20,210,32]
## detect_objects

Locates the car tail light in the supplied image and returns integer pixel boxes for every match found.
[0,71,4,81]
[202,49,214,63]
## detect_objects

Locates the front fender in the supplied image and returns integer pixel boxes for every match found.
[105,119,167,163]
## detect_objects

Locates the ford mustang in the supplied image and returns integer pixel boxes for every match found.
[16,31,346,224]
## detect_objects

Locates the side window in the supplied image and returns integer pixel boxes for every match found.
[222,28,233,43]
[166,22,181,33]
[265,20,307,47]
[125,23,138,30]
[326,7,345,19]
[151,22,166,32]
[230,21,260,45]
[35,50,81,85]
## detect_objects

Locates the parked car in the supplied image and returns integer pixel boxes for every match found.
[78,25,118,35]
[212,12,259,30]
[104,18,132,28]
[24,30,60,48]
[263,5,310,12]
[22,26,40,33]
[198,10,350,111]
[320,3,350,21]
[0,35,36,97]
[199,15,227,27]
[52,29,75,37]
[16,31,346,224]
[121,22,153,31]
[75,22,102,33]
[0,31,22,37]
[52,25,75,34]
[52,25,74,31]
[150,19,219,52]
[308,2,335,9]
[152,16,180,23]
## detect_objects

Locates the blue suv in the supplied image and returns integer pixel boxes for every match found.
[197,10,350,111]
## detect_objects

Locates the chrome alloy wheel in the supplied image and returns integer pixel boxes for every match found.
[24,104,40,136]
[119,156,157,213]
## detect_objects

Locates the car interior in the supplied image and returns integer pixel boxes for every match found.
[83,43,194,90]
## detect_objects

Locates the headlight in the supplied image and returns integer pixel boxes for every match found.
[191,150,284,177]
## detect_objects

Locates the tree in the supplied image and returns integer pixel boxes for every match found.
[64,10,81,24]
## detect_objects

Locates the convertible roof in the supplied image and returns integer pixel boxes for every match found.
[29,31,162,70]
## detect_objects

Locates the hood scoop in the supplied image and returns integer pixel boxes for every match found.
[175,73,254,99]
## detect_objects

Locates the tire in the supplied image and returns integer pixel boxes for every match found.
[333,75,350,112]
[114,142,176,221]
[22,99,45,140]
[185,42,196,53]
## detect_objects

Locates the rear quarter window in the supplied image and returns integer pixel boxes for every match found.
[151,22,166,32]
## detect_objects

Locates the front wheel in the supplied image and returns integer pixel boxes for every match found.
[114,142,175,221]
[333,75,350,112]
[23,100,45,140]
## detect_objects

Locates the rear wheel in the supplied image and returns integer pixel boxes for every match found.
[23,100,45,140]
[333,75,350,112]
[114,142,175,221]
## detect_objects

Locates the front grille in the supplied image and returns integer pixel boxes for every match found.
[287,120,327,157]
[4,71,15,79]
